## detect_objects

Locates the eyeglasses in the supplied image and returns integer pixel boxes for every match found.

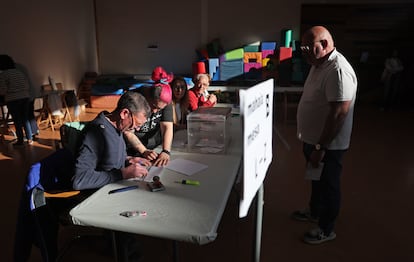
[127,110,142,131]
[300,41,322,52]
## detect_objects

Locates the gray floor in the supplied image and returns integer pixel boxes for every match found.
[1,103,414,261]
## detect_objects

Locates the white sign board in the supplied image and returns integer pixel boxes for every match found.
[239,79,274,218]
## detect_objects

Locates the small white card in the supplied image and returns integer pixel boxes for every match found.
[305,162,324,181]
[144,166,164,182]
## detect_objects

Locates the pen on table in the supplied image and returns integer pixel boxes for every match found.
[175,179,200,186]
[108,185,139,194]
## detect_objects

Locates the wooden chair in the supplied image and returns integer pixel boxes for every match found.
[14,122,110,262]
[0,97,17,141]
[36,83,73,132]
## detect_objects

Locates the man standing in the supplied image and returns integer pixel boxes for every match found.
[292,26,358,244]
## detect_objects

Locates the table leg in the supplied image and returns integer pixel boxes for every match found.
[173,240,179,262]
[111,231,119,262]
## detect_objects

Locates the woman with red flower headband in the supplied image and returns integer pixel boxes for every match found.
[124,66,174,167]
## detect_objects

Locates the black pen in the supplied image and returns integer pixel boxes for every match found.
[108,185,138,194]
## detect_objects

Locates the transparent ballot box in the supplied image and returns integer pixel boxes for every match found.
[187,107,232,154]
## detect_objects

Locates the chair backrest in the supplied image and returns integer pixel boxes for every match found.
[26,148,75,210]
[59,121,89,155]
[42,82,64,92]
[17,148,80,262]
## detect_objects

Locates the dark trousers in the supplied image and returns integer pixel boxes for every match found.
[7,98,33,142]
[303,143,347,234]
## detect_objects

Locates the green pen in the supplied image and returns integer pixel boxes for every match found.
[175,179,200,186]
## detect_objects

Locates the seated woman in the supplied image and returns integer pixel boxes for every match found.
[170,76,189,131]
[123,66,174,167]
[188,73,217,111]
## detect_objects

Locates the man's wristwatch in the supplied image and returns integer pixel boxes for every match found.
[315,144,325,151]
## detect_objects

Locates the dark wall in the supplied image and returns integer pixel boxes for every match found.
[301,3,414,92]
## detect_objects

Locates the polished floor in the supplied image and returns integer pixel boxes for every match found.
[1,102,414,262]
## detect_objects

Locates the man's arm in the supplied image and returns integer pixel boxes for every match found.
[309,100,351,167]
[318,100,352,146]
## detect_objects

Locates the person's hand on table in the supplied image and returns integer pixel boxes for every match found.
[121,164,148,180]
[153,151,170,167]
[142,150,158,161]
[128,157,152,167]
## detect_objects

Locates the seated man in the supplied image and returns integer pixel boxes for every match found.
[123,66,174,167]
[188,73,217,111]
[73,91,152,190]
[13,91,152,262]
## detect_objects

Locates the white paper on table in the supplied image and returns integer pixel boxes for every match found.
[166,159,208,176]
[143,166,164,182]
[127,166,164,182]
[305,162,324,181]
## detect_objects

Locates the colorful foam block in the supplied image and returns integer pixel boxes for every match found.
[282,29,292,47]
[262,58,270,67]
[243,41,260,52]
[208,58,219,79]
[220,48,244,62]
[219,59,244,81]
[212,69,220,81]
[261,42,277,51]
[244,62,262,73]
[243,45,259,52]
[243,52,262,63]
[279,47,292,62]
[261,50,274,59]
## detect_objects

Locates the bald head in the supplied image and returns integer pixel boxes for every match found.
[301,26,335,65]
[303,26,334,51]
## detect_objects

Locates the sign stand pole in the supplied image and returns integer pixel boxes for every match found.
[253,183,264,262]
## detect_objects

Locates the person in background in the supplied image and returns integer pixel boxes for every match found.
[188,73,217,111]
[0,54,33,147]
[73,91,152,190]
[170,76,189,131]
[291,26,358,244]
[15,62,39,140]
[124,66,174,167]
[380,48,404,111]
